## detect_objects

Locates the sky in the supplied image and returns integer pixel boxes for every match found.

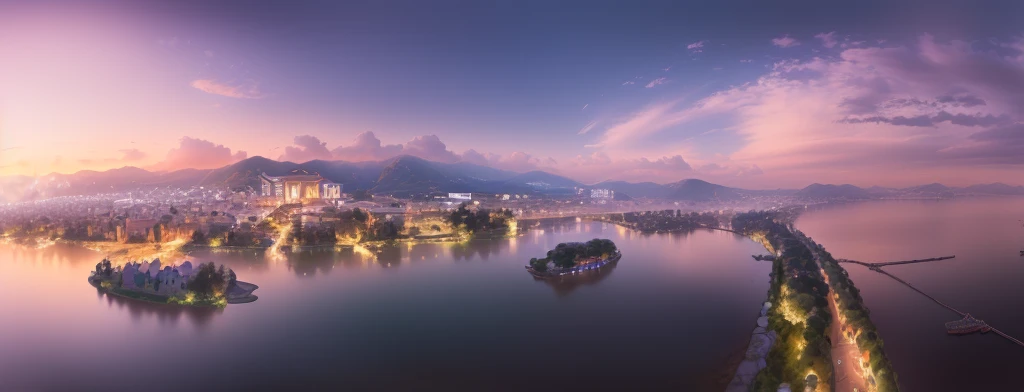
[2,0,1023,188]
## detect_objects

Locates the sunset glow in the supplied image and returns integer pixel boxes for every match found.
[3,1,1022,189]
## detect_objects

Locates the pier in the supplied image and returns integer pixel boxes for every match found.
[838,255,955,267]
[843,256,1024,348]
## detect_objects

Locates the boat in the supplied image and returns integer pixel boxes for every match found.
[945,314,991,335]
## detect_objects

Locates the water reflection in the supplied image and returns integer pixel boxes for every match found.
[450,240,507,261]
[185,248,271,272]
[0,221,774,391]
[532,261,618,296]
[97,287,222,329]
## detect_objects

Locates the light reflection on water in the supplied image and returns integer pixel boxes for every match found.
[796,197,1024,391]
[0,221,770,391]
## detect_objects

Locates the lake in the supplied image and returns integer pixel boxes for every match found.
[796,197,1024,391]
[0,221,770,391]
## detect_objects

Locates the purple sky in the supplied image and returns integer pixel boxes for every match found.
[1,0,1023,188]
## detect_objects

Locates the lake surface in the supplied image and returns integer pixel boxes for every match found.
[796,197,1024,391]
[0,221,770,391]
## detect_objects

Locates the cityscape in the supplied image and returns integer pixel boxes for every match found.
[2,1,1024,391]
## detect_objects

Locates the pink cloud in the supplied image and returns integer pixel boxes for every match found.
[814,32,838,48]
[771,35,800,48]
[578,121,599,135]
[279,135,334,162]
[402,135,460,163]
[645,77,668,88]
[330,132,405,162]
[566,152,694,183]
[687,41,705,52]
[152,137,247,171]
[589,34,1024,187]
[190,79,264,99]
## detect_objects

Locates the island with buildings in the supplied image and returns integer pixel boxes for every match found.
[87,258,258,307]
[526,238,620,278]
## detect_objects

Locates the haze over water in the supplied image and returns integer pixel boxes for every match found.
[0,222,769,391]
[796,197,1024,391]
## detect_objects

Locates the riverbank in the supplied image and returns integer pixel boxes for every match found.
[732,212,834,392]
[727,301,777,392]
[89,276,259,307]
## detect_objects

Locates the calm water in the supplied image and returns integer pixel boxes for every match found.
[0,222,770,391]
[796,197,1024,391]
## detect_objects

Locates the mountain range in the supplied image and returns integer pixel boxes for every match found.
[2,155,1022,203]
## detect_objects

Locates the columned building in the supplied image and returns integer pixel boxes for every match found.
[260,172,343,203]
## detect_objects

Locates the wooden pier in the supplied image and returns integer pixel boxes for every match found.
[838,255,955,267]
[844,257,1024,348]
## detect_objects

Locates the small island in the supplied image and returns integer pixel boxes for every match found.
[88,258,258,307]
[526,238,621,278]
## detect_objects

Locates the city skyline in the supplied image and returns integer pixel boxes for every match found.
[3,0,1024,188]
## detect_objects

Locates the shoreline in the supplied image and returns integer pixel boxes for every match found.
[88,276,258,307]
[88,277,218,308]
[525,251,622,279]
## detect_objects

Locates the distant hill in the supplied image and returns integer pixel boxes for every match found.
[665,179,742,201]
[372,155,462,194]
[795,183,870,199]
[502,171,580,190]
[959,183,1024,195]
[905,183,951,194]
[4,155,1022,203]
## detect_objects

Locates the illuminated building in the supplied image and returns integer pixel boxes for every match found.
[590,189,614,199]
[260,172,343,203]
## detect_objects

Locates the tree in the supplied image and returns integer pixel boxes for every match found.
[169,206,178,215]
[529,258,548,272]
[190,230,206,245]
[188,262,228,299]
[352,189,372,201]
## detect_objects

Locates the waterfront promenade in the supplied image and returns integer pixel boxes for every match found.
[801,237,870,392]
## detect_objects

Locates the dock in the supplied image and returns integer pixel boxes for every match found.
[843,256,1024,348]
[838,255,955,267]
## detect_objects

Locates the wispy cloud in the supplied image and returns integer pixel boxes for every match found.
[771,35,800,48]
[582,103,589,110]
[814,32,837,48]
[578,121,599,135]
[622,80,635,86]
[190,79,265,99]
[687,41,705,52]
[663,66,672,72]
[739,59,753,63]
[645,77,668,88]
[204,50,215,58]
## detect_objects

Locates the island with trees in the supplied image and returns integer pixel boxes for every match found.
[87,258,258,307]
[526,238,620,279]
